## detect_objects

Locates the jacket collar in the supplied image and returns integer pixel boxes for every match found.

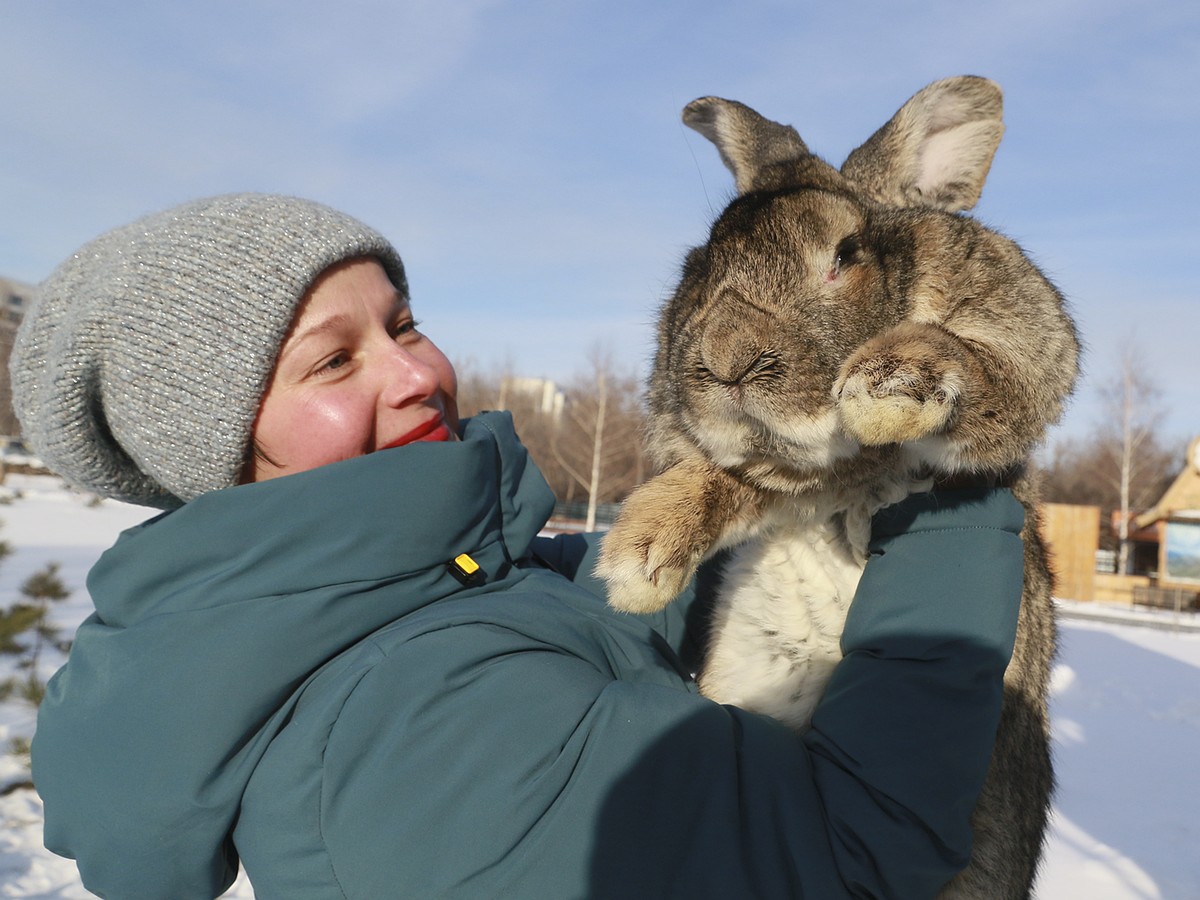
[89,410,555,629]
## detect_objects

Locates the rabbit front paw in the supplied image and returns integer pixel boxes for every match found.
[598,517,703,615]
[597,463,732,614]
[835,347,964,446]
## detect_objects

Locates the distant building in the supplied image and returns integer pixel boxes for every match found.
[1133,435,1200,607]
[500,376,565,420]
[0,277,34,437]
[1044,435,1200,610]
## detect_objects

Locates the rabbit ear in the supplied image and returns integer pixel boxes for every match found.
[841,76,1004,212]
[683,97,812,195]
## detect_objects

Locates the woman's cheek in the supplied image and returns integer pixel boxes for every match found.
[288,389,374,465]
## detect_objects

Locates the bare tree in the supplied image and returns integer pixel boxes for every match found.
[551,348,644,527]
[454,355,516,416]
[1101,343,1170,572]
[556,354,608,530]
[1041,340,1182,566]
[452,350,648,522]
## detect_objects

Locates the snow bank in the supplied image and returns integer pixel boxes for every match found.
[2,479,1198,898]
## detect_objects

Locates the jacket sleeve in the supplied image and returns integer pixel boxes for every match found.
[803,486,1025,895]
[322,488,1024,899]
[529,531,722,675]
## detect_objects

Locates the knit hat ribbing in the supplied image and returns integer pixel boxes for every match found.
[10,193,407,508]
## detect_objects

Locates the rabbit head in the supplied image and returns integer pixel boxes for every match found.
[646,76,1077,492]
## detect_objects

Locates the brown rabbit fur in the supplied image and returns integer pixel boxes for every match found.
[597,77,1079,898]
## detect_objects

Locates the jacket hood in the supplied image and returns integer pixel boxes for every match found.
[33,411,555,898]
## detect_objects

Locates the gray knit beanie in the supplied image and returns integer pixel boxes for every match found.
[10,193,408,509]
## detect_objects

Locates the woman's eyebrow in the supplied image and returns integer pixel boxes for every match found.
[280,314,355,360]
[279,295,412,362]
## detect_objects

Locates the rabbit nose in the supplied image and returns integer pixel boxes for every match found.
[701,334,772,386]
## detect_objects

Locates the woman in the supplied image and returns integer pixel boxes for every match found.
[14,193,1025,899]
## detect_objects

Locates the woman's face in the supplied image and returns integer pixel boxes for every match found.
[247,257,459,483]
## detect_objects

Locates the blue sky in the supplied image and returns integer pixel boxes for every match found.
[2,1,1196,449]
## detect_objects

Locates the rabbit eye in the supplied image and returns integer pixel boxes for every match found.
[834,235,861,271]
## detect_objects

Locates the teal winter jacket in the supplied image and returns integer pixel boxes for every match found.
[33,412,1025,899]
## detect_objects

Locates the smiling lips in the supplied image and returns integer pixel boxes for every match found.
[382,415,452,450]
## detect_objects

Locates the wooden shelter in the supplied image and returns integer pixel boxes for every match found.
[1131,435,1200,609]
[1040,503,1100,602]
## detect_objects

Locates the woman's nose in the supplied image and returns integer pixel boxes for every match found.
[378,341,439,406]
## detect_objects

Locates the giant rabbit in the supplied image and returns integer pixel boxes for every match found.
[597,76,1079,898]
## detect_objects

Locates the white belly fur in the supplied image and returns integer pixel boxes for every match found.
[698,478,920,731]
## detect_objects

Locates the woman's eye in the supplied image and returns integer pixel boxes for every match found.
[393,319,421,339]
[318,353,349,374]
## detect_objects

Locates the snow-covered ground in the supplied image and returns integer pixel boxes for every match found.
[1,476,1198,898]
